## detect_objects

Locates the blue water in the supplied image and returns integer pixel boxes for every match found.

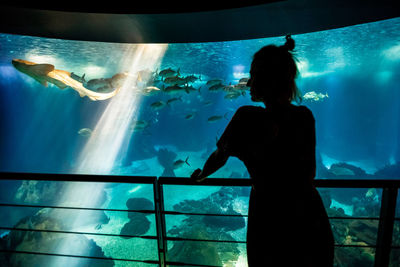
[1,17,400,266]
[0,17,400,178]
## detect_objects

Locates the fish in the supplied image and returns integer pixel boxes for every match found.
[208,83,226,92]
[207,112,229,123]
[184,113,196,120]
[239,77,249,84]
[303,91,329,102]
[167,96,182,106]
[202,100,213,106]
[131,120,149,132]
[110,72,128,88]
[206,79,223,87]
[173,156,190,169]
[85,72,128,92]
[159,68,180,79]
[142,86,161,96]
[163,85,185,94]
[150,101,166,110]
[184,85,200,94]
[85,78,113,92]
[12,59,120,101]
[233,82,250,91]
[164,75,187,86]
[184,74,201,83]
[70,72,86,83]
[224,91,242,100]
[78,128,92,137]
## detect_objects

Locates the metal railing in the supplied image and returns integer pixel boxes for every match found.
[0,172,399,267]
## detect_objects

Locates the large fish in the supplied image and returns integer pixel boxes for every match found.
[303,91,329,102]
[12,59,120,101]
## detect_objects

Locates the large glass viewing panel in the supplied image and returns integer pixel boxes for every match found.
[0,17,399,179]
[0,179,158,266]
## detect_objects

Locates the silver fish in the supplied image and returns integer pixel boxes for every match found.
[173,156,190,169]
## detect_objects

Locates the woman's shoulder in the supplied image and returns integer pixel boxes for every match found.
[291,105,315,121]
[236,105,265,114]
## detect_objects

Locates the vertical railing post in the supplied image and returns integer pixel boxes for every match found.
[374,187,398,267]
[153,178,167,267]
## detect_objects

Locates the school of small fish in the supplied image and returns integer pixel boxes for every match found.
[78,67,328,142]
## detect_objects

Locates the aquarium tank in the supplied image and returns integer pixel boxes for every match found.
[0,15,400,267]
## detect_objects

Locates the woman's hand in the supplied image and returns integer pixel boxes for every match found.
[190,168,206,182]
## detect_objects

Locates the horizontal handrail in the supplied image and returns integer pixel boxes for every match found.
[1,172,400,188]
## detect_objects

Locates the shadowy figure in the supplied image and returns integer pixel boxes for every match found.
[191,35,334,266]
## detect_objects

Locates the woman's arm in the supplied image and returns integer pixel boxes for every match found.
[191,148,230,182]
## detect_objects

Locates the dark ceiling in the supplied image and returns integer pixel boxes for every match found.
[0,0,399,43]
[0,1,282,14]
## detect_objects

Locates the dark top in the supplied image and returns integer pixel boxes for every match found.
[217,104,316,190]
[217,104,333,266]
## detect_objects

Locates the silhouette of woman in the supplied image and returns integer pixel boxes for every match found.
[191,35,334,266]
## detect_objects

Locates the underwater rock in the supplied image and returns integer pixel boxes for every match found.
[329,164,355,177]
[156,148,177,167]
[15,180,63,205]
[373,161,400,178]
[327,207,378,267]
[126,198,154,216]
[123,136,158,165]
[318,189,332,210]
[348,220,378,246]
[167,187,247,265]
[173,187,247,216]
[334,244,374,267]
[120,198,153,238]
[161,167,176,177]
[120,213,150,238]
[202,213,245,231]
[316,150,331,178]
[157,148,177,177]
[167,224,222,266]
[13,181,110,229]
[49,208,110,229]
[0,208,114,266]
[229,171,242,178]
[15,180,108,207]
[329,162,370,178]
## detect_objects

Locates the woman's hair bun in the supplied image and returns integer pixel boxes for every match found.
[283,34,295,51]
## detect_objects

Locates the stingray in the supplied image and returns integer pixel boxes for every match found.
[12,59,120,101]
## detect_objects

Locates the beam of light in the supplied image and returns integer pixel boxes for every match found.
[50,43,167,267]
